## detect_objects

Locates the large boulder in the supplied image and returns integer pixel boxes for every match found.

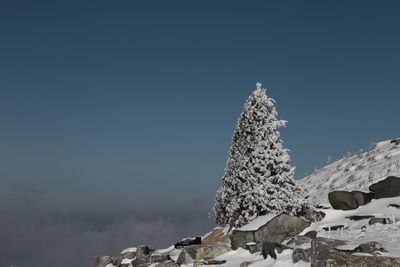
[176,244,231,265]
[369,176,400,199]
[328,190,373,210]
[230,214,310,250]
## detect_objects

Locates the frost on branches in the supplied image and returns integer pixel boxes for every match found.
[213,83,309,227]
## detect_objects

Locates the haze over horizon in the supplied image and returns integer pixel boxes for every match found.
[1,1,400,266]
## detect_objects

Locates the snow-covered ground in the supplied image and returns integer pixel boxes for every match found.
[300,139,400,205]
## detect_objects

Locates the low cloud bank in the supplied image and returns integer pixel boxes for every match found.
[0,210,214,267]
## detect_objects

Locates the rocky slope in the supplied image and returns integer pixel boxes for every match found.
[300,138,400,205]
[93,139,400,267]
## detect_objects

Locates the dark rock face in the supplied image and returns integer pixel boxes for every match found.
[346,215,375,221]
[175,236,201,248]
[369,176,400,199]
[328,190,373,210]
[230,214,310,250]
[389,203,400,209]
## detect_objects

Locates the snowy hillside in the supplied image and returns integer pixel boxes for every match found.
[300,139,400,205]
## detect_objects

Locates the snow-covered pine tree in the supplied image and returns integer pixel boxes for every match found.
[213,83,309,227]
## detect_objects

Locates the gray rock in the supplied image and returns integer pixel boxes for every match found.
[230,214,310,250]
[292,248,310,263]
[121,251,136,259]
[355,241,387,254]
[369,217,393,225]
[328,190,373,210]
[316,251,400,267]
[261,242,291,259]
[193,259,227,266]
[352,190,374,206]
[131,254,171,267]
[136,245,154,259]
[369,176,400,199]
[154,260,179,267]
[92,256,112,267]
[303,209,325,223]
[240,261,252,267]
[176,244,231,265]
[286,235,312,247]
[346,215,375,221]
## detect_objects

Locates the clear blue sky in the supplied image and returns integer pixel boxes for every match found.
[1,1,400,266]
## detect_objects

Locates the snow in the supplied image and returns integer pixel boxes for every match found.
[179,248,309,267]
[300,139,400,205]
[300,197,400,257]
[237,213,278,231]
[121,247,137,254]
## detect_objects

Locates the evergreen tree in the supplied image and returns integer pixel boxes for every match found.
[213,83,309,227]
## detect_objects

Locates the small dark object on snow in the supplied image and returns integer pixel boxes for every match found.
[389,203,400,209]
[346,215,375,221]
[322,225,345,231]
[391,139,400,145]
[174,236,201,248]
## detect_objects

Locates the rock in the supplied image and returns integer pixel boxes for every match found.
[322,225,345,231]
[131,254,171,267]
[176,244,231,265]
[304,209,325,223]
[304,230,317,239]
[154,260,180,267]
[121,251,136,260]
[230,214,310,250]
[346,215,375,221]
[92,256,112,267]
[286,235,312,247]
[261,242,291,260]
[354,241,387,255]
[202,228,230,245]
[328,191,358,210]
[245,242,260,254]
[110,255,122,266]
[391,139,400,145]
[369,217,393,225]
[369,176,400,199]
[175,236,201,248]
[389,203,400,209]
[315,251,400,266]
[352,191,374,206]
[193,259,226,266]
[328,190,373,210]
[292,248,310,263]
[136,245,154,259]
[240,261,252,267]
